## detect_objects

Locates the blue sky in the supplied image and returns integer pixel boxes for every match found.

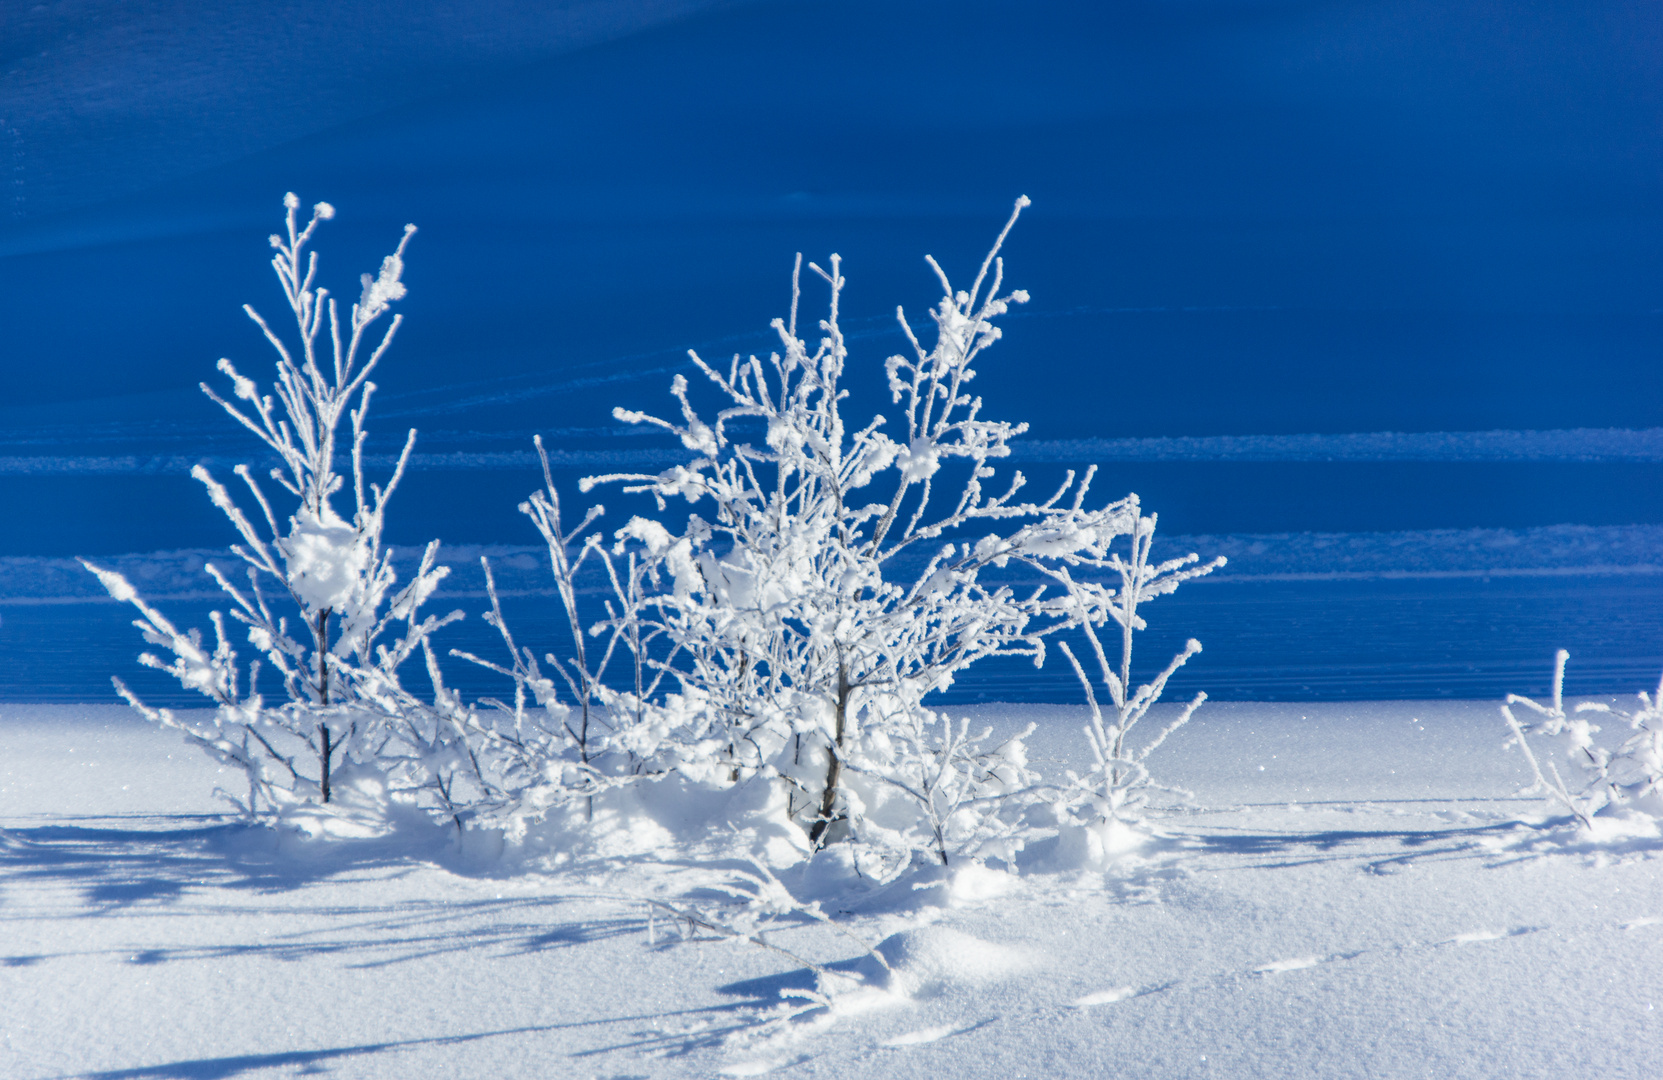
[2,0,1661,555]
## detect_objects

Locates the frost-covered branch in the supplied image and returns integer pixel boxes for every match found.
[1503,649,1663,830]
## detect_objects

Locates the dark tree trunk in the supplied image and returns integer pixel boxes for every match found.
[808,659,849,848]
[319,722,334,803]
[317,608,332,803]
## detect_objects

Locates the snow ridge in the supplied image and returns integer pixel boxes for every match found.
[1013,427,1663,463]
[11,524,1662,605]
[8,427,1663,475]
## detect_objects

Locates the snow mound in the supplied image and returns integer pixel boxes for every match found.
[1046,816,1154,871]
[1485,809,1663,860]
[944,861,1021,905]
[858,926,1033,999]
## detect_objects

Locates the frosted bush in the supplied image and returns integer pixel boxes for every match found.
[86,194,490,827]
[1044,510,1222,863]
[448,437,725,836]
[561,198,1166,878]
[1503,650,1663,831]
[836,704,1043,875]
[447,533,645,834]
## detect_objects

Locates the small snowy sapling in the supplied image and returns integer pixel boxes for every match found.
[1052,508,1223,859]
[448,447,640,827]
[87,194,477,824]
[1503,649,1663,830]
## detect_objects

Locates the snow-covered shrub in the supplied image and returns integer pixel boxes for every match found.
[448,436,714,836]
[86,194,484,827]
[572,198,1148,878]
[1050,510,1223,863]
[447,518,642,833]
[1503,649,1663,830]
[1044,509,1230,865]
[835,703,1043,874]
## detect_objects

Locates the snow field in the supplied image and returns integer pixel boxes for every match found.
[2,702,1659,1079]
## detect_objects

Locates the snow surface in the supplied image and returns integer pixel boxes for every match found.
[4,702,1658,1079]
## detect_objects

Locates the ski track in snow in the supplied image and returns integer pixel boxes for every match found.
[880,1024,967,1047]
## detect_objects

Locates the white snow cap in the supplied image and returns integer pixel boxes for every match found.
[282,508,370,612]
[357,226,415,323]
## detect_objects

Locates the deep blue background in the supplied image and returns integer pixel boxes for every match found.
[3,0,1661,700]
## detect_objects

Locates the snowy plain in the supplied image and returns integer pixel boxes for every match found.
[3,701,1658,1080]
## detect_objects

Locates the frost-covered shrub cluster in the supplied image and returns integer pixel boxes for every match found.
[91,193,1222,877]
[1503,649,1663,832]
